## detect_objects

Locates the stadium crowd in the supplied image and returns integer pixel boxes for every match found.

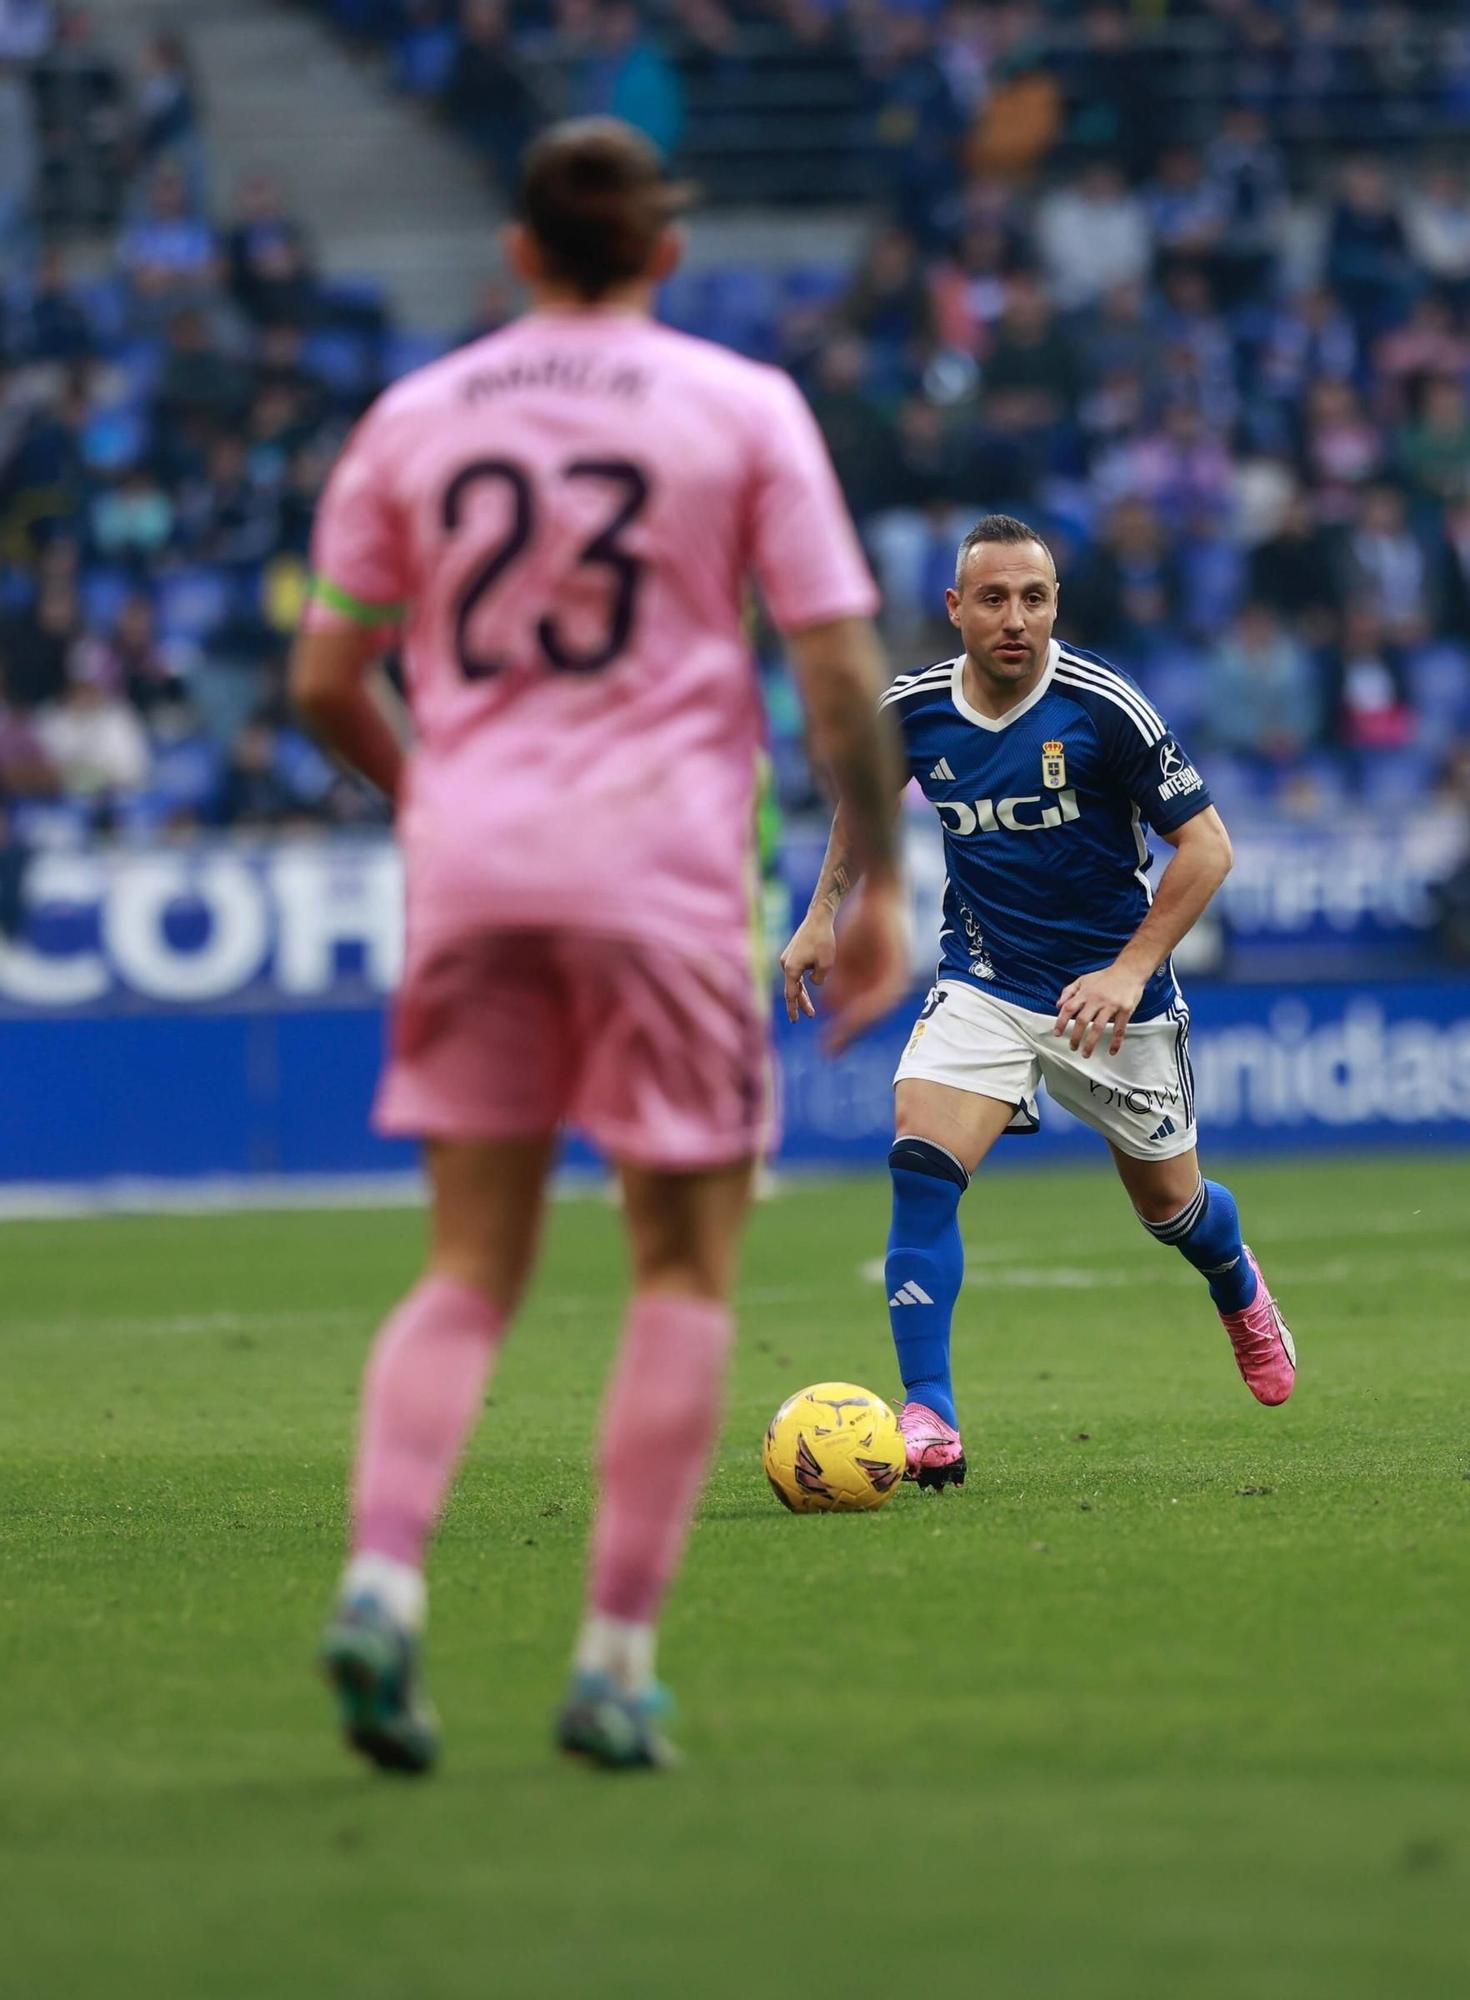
[2,1,1470,861]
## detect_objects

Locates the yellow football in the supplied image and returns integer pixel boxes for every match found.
[762,1381,906,1513]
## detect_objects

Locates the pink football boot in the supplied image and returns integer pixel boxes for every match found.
[899,1402,967,1490]
[1218,1248,1296,1405]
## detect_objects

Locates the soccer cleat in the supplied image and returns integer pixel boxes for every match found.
[320,1594,440,1776]
[555,1671,679,1771]
[1218,1248,1296,1406]
[899,1401,967,1490]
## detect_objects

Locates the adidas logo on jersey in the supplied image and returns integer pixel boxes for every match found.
[1149,1116,1177,1142]
[929,757,955,782]
[889,1280,934,1308]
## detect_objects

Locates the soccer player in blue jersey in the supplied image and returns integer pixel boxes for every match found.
[781,515,1296,1487]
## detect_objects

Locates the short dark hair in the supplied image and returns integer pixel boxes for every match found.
[518,118,691,302]
[954,514,1056,585]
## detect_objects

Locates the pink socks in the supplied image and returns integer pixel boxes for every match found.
[352,1276,508,1567]
[587,1293,735,1625]
[350,1280,734,1656]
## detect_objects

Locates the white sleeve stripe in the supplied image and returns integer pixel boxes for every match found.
[1055,668,1159,745]
[1057,649,1166,728]
[888,658,954,688]
[1054,664,1163,745]
[1057,651,1166,734]
[879,674,953,709]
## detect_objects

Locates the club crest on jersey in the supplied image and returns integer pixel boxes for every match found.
[1041,740,1067,790]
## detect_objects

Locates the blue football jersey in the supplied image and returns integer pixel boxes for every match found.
[880,640,1214,1021]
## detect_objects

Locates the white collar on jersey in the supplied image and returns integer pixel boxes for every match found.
[950,637,1059,732]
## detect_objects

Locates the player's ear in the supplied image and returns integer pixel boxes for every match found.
[944,586,961,629]
[648,225,684,286]
[503,223,540,289]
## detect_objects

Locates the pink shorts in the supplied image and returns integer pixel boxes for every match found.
[374,927,774,1170]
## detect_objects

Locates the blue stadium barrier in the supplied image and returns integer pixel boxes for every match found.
[2,983,1468,1188]
[1,837,1464,1188]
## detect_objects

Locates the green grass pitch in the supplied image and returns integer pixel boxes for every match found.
[2,1155,1467,1999]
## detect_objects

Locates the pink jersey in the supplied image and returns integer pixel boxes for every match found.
[307,309,877,957]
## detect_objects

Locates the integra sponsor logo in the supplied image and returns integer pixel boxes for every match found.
[1157,741,1204,802]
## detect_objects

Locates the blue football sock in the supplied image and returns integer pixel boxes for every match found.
[884,1136,968,1427]
[1138,1177,1257,1313]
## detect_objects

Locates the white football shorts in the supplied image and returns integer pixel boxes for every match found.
[893,978,1197,1161]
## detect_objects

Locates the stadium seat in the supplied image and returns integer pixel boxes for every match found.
[383,331,453,380]
[302,330,377,398]
[1140,651,1208,737]
[1408,643,1470,732]
[392,27,459,96]
[74,274,131,352]
[78,568,135,632]
[1361,744,1435,808]
[781,263,847,309]
[154,568,235,644]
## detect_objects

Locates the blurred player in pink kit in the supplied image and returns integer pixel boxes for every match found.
[291,120,908,1772]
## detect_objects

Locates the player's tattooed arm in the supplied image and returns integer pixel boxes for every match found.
[782,618,910,1041]
[1055,805,1233,1058]
[787,617,904,880]
[813,807,857,914]
[290,624,408,803]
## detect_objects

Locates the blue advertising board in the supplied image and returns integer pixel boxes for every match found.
[1,836,1467,1186]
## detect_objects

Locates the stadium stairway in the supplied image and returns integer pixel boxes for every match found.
[99,0,498,329]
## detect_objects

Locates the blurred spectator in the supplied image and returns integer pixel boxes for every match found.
[1396,375,1470,507]
[0,795,26,935]
[117,163,220,317]
[1147,146,1228,274]
[1438,496,1470,641]
[444,0,539,195]
[1322,603,1418,755]
[88,465,176,569]
[1403,163,1470,305]
[1078,279,1163,390]
[865,14,964,238]
[226,174,318,329]
[1064,498,1181,658]
[1206,603,1322,765]
[963,29,1060,189]
[1300,379,1385,523]
[86,594,188,714]
[1,578,80,707]
[1249,489,1340,642]
[219,712,304,829]
[0,55,39,268]
[927,213,1019,356]
[806,337,896,519]
[1326,159,1415,335]
[133,32,205,204]
[1340,484,1432,635]
[1203,106,1286,303]
[0,661,55,794]
[1375,294,1470,421]
[1065,4,1154,179]
[5,244,93,362]
[158,309,256,445]
[179,436,279,567]
[1037,159,1149,312]
[35,655,150,800]
[981,273,1080,440]
[842,225,934,366]
[574,4,683,159]
[1099,401,1234,523]
[1258,287,1359,437]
